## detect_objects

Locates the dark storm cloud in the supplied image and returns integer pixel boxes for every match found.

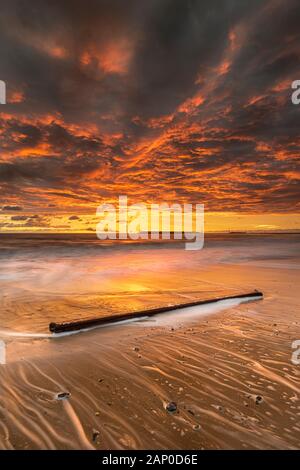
[128,0,263,118]
[10,215,28,221]
[2,205,23,211]
[0,0,262,120]
[0,154,106,186]
[4,122,42,147]
[0,0,299,212]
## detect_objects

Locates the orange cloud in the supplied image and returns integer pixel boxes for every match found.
[10,91,25,103]
[80,38,134,75]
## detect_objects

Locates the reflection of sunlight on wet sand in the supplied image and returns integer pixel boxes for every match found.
[0,235,299,335]
[119,282,151,293]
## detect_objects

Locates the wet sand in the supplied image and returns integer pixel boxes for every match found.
[0,236,299,449]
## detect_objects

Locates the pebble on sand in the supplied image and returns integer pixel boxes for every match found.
[165,402,177,413]
[193,424,201,431]
[92,429,100,442]
[55,392,71,401]
[247,394,264,405]
[255,395,264,405]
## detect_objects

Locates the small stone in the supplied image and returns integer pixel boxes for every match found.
[92,429,100,442]
[95,411,100,416]
[255,395,263,405]
[133,347,139,352]
[193,424,201,431]
[98,379,104,383]
[165,401,177,413]
[55,392,71,401]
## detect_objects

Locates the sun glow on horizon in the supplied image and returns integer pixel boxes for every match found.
[0,210,299,234]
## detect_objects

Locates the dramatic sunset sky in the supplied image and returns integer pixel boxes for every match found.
[0,0,299,232]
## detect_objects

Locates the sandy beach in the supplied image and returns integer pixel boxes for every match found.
[0,234,299,450]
